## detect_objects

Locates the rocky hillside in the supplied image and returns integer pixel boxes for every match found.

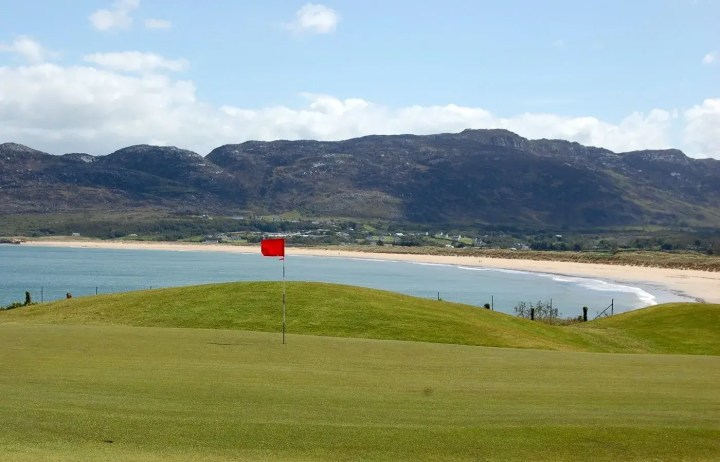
[2,130,719,228]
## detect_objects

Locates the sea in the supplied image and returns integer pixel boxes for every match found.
[0,245,695,317]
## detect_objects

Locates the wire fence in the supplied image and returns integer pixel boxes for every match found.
[2,286,618,319]
[0,286,156,307]
[421,290,616,318]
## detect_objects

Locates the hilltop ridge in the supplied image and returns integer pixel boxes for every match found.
[2,130,720,228]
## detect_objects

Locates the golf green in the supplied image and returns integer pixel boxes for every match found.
[1,323,718,461]
[2,283,719,460]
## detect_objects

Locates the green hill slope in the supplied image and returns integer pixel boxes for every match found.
[2,282,718,354]
[582,302,720,355]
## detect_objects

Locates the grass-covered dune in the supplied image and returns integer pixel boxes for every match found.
[2,283,720,461]
[2,282,719,355]
[589,302,720,355]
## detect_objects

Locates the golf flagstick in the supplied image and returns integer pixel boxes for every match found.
[282,254,286,345]
[261,238,287,344]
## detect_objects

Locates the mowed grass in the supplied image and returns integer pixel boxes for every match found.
[1,323,719,461]
[2,284,720,460]
[2,282,719,354]
[587,302,720,355]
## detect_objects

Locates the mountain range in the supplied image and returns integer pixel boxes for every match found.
[2,129,720,229]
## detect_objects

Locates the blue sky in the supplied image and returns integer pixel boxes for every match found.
[0,0,718,157]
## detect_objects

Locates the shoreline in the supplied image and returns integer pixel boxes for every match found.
[16,240,720,304]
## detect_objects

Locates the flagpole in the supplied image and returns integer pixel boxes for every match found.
[261,238,286,345]
[282,256,286,345]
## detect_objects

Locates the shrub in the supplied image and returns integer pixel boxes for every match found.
[514,300,558,320]
[2,302,25,310]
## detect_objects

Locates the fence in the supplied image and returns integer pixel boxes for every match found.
[0,285,156,307]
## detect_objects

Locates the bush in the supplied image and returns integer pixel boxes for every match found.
[1,292,38,310]
[514,300,558,320]
[2,301,25,310]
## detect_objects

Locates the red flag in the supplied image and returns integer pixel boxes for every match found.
[261,238,285,257]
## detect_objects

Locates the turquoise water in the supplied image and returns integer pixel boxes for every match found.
[0,245,693,316]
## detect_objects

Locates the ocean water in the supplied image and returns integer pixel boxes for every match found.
[0,245,693,316]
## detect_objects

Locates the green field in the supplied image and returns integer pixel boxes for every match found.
[1,283,719,461]
[4,282,719,355]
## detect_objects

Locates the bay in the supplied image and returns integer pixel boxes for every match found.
[0,245,693,316]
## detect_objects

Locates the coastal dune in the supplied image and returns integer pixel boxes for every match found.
[22,240,720,304]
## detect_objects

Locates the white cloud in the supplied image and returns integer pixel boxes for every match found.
[84,52,189,73]
[285,3,340,34]
[89,0,139,31]
[145,18,172,30]
[703,51,718,64]
[498,109,675,153]
[0,36,53,63]
[684,98,720,158]
[0,61,716,158]
[0,63,200,154]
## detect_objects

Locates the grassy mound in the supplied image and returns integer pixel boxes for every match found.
[582,302,720,355]
[2,285,719,460]
[0,282,582,350]
[2,282,718,354]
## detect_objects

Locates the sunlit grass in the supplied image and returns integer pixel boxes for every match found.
[1,324,718,461]
[2,284,720,460]
[2,282,718,355]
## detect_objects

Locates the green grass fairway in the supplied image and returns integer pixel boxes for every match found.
[1,323,719,461]
[2,282,719,354]
[2,283,720,460]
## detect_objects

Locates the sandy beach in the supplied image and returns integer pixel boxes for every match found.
[20,240,720,304]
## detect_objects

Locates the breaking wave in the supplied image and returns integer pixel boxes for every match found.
[451,265,656,307]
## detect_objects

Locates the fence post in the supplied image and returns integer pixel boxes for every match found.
[583,306,588,322]
[530,308,535,321]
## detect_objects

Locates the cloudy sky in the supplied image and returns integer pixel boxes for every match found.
[0,0,718,157]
